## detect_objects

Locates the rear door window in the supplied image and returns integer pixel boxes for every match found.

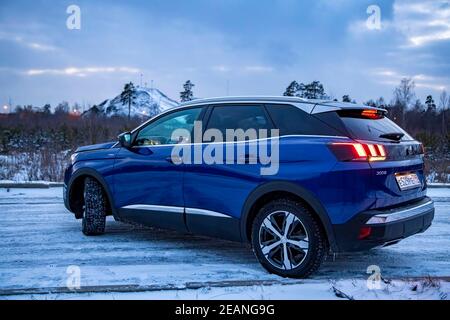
[206,105,272,141]
[265,104,340,136]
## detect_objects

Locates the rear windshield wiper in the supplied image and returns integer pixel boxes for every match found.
[379,132,404,141]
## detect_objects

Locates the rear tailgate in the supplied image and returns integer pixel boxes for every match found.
[364,141,426,208]
[317,108,427,209]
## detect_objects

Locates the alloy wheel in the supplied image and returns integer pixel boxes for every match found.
[259,211,309,270]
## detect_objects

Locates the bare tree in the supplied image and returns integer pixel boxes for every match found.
[394,78,416,107]
[393,78,415,126]
[439,90,449,136]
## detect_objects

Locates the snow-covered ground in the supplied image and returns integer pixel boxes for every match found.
[0,187,448,300]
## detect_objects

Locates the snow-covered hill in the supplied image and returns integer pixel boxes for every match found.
[86,86,179,118]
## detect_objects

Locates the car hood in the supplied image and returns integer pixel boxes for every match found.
[75,141,116,153]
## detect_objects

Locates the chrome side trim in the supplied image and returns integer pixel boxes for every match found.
[121,204,184,213]
[130,134,350,149]
[366,200,434,225]
[185,208,232,219]
[120,204,232,219]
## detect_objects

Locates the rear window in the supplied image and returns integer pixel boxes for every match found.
[338,110,413,142]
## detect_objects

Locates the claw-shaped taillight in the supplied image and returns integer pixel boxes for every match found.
[329,142,387,161]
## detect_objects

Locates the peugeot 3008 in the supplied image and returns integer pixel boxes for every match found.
[64,96,434,278]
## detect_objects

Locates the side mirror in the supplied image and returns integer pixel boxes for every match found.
[118,132,132,148]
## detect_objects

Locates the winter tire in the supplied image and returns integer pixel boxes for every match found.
[251,198,327,278]
[82,177,107,235]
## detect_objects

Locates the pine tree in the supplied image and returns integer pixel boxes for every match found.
[299,82,309,99]
[283,81,300,96]
[180,80,195,102]
[342,95,351,103]
[425,95,436,111]
[42,104,51,114]
[120,82,137,120]
[298,81,326,99]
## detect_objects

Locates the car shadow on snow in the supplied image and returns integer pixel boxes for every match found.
[99,218,431,279]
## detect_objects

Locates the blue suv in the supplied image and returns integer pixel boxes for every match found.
[64,96,435,278]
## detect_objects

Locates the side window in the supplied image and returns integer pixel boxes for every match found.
[206,105,271,141]
[265,104,339,136]
[135,108,202,146]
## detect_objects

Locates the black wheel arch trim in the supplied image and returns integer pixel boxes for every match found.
[66,168,118,219]
[240,180,338,252]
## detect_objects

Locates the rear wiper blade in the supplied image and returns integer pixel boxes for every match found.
[379,132,404,141]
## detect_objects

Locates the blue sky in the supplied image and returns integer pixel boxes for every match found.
[0,0,449,109]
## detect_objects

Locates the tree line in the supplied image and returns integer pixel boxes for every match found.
[0,77,448,182]
[284,78,449,149]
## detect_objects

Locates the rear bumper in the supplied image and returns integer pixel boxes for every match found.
[333,197,434,252]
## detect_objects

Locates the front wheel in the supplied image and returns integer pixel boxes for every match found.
[82,177,106,236]
[251,199,327,278]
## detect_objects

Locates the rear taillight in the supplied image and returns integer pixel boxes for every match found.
[329,143,387,162]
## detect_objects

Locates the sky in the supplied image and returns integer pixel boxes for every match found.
[0,0,449,110]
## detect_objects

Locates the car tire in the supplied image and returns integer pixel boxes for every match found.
[251,198,327,278]
[82,177,106,236]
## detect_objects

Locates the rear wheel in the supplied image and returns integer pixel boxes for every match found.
[82,177,106,236]
[251,199,327,278]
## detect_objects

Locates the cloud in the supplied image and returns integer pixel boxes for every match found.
[211,65,273,74]
[394,0,450,47]
[0,32,57,52]
[243,66,274,73]
[211,65,230,73]
[25,67,140,77]
[27,42,56,52]
[370,68,448,91]
[348,1,450,47]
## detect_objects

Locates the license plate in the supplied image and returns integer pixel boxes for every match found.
[395,173,421,191]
